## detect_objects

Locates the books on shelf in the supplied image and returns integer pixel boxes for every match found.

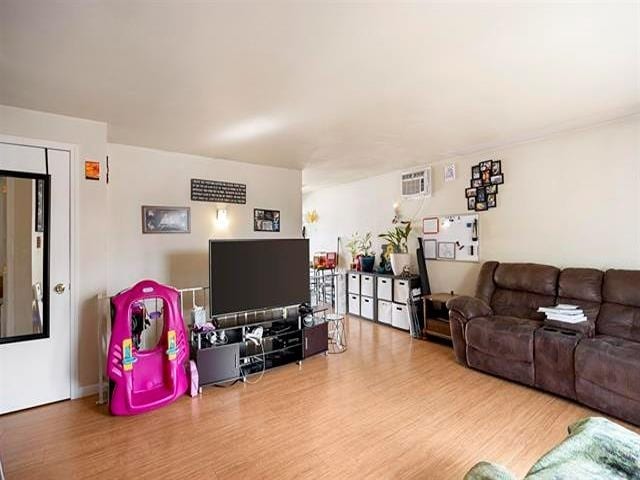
[537,304,587,324]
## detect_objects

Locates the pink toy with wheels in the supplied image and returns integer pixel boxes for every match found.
[107,279,188,415]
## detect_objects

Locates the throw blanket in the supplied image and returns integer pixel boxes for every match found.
[465,417,640,480]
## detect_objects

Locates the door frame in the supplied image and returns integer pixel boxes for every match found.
[0,134,81,399]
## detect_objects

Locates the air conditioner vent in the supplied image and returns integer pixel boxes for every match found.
[401,167,431,198]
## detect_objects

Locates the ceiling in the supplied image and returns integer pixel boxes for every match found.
[1,1,638,190]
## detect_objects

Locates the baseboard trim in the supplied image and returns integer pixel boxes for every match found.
[73,383,99,399]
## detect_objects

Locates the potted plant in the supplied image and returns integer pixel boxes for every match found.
[378,221,412,275]
[345,232,362,270]
[358,232,375,273]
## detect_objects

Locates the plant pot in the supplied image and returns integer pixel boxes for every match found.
[390,253,411,276]
[360,255,375,273]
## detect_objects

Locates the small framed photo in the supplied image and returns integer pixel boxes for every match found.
[471,166,481,180]
[437,242,456,260]
[444,163,456,182]
[423,217,439,234]
[486,184,498,194]
[491,160,502,175]
[475,201,488,211]
[471,178,483,188]
[476,187,486,203]
[487,194,497,208]
[423,238,437,260]
[467,196,476,211]
[490,174,504,185]
[254,208,281,232]
[142,206,191,234]
[482,170,491,185]
[465,187,477,198]
[480,160,493,172]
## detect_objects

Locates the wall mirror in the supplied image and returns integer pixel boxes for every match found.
[0,171,50,344]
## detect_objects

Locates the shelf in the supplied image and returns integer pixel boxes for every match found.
[241,342,302,360]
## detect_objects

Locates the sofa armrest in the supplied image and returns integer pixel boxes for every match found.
[447,295,493,323]
[464,462,517,480]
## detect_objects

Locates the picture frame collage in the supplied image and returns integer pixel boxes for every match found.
[466,160,503,211]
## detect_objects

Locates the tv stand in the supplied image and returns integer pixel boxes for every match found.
[191,305,327,387]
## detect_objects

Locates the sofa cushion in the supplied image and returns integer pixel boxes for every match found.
[466,315,541,363]
[475,261,499,305]
[575,335,640,401]
[555,268,603,336]
[494,263,559,296]
[598,269,640,342]
[490,263,559,320]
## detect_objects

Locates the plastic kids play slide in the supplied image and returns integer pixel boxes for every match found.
[107,280,188,415]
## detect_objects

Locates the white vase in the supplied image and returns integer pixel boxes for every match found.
[390,253,411,276]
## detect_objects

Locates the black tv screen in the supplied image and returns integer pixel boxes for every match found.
[209,239,310,315]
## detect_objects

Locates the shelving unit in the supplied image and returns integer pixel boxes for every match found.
[310,267,337,307]
[191,305,328,387]
[346,271,420,332]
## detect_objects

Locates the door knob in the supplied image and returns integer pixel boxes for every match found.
[54,283,66,295]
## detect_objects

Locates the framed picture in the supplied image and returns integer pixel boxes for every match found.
[480,160,493,172]
[490,174,504,185]
[472,166,481,180]
[487,194,497,208]
[423,238,437,260]
[465,187,476,198]
[475,201,488,211]
[35,178,45,233]
[444,163,456,182]
[486,184,498,194]
[84,160,100,181]
[254,208,281,232]
[437,242,456,260]
[467,196,476,211]
[482,170,491,185]
[471,178,483,188]
[491,160,502,175]
[476,187,487,203]
[141,206,190,234]
[423,217,439,234]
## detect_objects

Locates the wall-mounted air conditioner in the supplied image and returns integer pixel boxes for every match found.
[401,167,432,198]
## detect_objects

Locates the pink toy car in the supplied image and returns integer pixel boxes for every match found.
[107,280,188,415]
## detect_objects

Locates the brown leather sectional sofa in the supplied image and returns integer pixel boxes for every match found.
[447,261,640,426]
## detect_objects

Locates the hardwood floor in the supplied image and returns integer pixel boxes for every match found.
[0,317,631,479]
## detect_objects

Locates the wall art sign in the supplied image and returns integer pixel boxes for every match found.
[85,160,100,181]
[191,178,246,204]
[466,159,503,212]
[254,208,280,232]
[141,206,191,234]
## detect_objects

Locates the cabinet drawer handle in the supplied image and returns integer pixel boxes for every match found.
[381,280,387,284]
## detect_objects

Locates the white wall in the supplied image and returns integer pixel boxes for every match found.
[0,105,302,393]
[106,143,302,293]
[303,116,640,295]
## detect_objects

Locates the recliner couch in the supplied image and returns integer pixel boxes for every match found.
[447,261,640,426]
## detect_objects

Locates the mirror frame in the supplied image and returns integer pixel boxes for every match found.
[0,170,51,345]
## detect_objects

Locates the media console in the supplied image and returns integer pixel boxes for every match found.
[191,306,328,386]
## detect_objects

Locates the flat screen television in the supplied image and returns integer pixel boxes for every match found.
[209,239,310,315]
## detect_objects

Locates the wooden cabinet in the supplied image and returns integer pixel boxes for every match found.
[303,322,328,358]
[196,343,240,386]
[422,293,457,340]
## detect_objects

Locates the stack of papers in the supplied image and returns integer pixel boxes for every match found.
[537,304,587,323]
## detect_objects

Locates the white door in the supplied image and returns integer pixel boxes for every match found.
[0,143,71,414]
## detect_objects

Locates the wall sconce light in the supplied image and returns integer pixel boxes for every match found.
[216,208,229,229]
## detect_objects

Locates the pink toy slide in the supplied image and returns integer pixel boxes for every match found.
[107,280,188,415]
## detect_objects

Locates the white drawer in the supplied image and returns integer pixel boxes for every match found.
[377,276,392,301]
[392,303,410,331]
[348,294,360,316]
[348,273,360,295]
[393,278,410,304]
[361,275,374,297]
[361,296,374,320]
[378,300,392,325]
